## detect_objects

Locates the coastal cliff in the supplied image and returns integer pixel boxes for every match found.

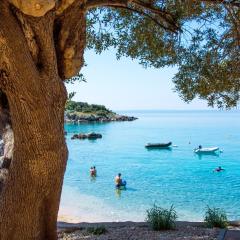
[65,101,137,123]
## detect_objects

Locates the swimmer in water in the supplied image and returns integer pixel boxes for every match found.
[214,166,224,172]
[90,166,97,177]
[115,173,122,188]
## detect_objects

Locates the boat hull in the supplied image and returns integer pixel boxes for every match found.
[145,142,172,149]
[195,147,219,154]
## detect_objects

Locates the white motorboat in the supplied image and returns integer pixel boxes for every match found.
[194,147,219,154]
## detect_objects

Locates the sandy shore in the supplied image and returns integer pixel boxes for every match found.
[59,186,203,223]
[57,221,220,240]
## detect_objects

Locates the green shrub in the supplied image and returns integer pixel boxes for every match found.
[204,206,228,228]
[65,100,113,115]
[146,204,177,230]
[87,226,107,235]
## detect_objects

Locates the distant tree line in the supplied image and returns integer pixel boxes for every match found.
[65,100,114,115]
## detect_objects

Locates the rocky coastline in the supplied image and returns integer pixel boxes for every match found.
[65,101,137,124]
[65,112,137,124]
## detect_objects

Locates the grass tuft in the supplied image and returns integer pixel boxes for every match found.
[204,206,228,228]
[146,204,177,231]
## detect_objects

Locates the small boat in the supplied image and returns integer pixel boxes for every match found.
[145,142,172,149]
[194,147,219,154]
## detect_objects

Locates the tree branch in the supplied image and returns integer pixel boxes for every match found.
[53,0,239,80]
[132,0,179,32]
[0,1,38,93]
[110,5,177,33]
[86,0,128,9]
[14,9,39,65]
[56,0,81,15]
[85,0,180,32]
[26,12,59,79]
[201,0,240,7]
[54,2,86,79]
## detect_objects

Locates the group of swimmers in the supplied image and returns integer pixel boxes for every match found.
[89,167,126,189]
[90,162,223,189]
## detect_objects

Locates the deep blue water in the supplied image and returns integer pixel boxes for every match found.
[59,110,240,222]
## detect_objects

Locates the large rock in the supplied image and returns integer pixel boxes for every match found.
[71,132,102,140]
[114,115,138,121]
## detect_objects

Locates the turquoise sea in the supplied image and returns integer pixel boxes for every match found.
[59,110,240,222]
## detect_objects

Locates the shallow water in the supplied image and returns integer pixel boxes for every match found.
[59,110,240,222]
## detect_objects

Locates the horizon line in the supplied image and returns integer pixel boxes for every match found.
[114,108,239,112]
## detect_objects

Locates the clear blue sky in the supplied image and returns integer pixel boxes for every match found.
[66,49,209,111]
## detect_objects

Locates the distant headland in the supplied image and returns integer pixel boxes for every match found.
[65,101,137,123]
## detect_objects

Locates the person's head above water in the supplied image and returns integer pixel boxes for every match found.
[93,166,96,169]
[118,173,121,177]
[199,145,202,149]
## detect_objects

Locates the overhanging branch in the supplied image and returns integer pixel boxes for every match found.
[202,0,240,7]
[54,3,86,79]
[109,5,178,33]
[85,0,180,33]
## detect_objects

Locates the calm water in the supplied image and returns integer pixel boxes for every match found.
[59,110,240,222]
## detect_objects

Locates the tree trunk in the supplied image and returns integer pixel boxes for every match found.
[0,97,68,240]
[0,2,69,239]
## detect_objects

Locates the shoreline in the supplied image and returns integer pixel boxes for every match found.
[65,112,138,124]
[57,211,240,227]
[59,186,206,224]
[57,219,240,240]
[57,220,205,229]
[57,220,223,240]
[57,216,240,226]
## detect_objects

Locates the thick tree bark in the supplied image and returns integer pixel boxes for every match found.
[0,96,68,240]
[0,2,69,239]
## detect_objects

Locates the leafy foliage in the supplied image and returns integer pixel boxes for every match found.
[204,206,228,228]
[67,92,76,101]
[146,204,177,230]
[65,100,114,115]
[65,72,87,84]
[85,2,240,108]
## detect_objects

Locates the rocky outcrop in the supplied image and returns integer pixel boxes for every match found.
[71,132,102,140]
[65,101,138,123]
[114,115,137,122]
[65,112,137,124]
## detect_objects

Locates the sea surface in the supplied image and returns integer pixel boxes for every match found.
[59,110,240,222]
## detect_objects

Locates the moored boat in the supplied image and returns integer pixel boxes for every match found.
[194,147,219,154]
[145,142,172,148]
